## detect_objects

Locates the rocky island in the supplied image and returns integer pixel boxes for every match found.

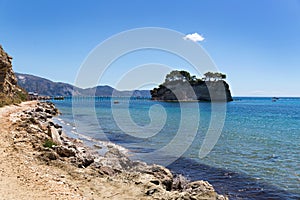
[151,70,233,102]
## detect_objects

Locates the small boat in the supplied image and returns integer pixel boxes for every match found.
[113,100,119,104]
[272,97,279,102]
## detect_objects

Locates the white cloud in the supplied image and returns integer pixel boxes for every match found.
[183,33,205,42]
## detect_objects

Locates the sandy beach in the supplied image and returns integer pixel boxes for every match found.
[0,101,227,200]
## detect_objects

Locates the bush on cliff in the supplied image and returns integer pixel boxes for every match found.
[0,89,28,107]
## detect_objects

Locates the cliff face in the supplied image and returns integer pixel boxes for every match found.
[0,45,27,105]
[151,80,233,102]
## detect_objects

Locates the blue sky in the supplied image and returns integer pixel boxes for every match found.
[0,0,299,96]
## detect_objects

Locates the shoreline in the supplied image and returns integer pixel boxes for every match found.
[0,100,228,199]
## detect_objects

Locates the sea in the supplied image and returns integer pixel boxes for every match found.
[52,97,300,199]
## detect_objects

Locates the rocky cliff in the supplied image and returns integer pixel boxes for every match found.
[151,71,233,102]
[0,45,27,106]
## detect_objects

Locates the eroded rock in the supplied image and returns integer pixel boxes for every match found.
[55,146,76,157]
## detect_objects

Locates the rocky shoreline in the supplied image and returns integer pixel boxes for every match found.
[9,101,228,199]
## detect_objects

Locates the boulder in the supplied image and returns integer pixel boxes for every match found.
[98,166,116,176]
[40,151,59,161]
[148,165,173,191]
[55,146,76,157]
[47,126,62,145]
[185,180,217,199]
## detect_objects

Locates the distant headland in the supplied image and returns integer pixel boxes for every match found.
[150,70,233,102]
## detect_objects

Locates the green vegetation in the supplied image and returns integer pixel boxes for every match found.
[43,139,57,148]
[163,70,226,85]
[0,93,14,107]
[0,89,28,107]
[203,72,226,81]
[16,90,28,102]
[153,70,228,94]
[163,70,201,86]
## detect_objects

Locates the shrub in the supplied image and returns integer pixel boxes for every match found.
[43,139,57,148]
[15,90,28,101]
[0,89,28,107]
[0,93,13,107]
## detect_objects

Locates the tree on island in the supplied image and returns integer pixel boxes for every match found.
[163,70,227,84]
[203,72,226,82]
[165,70,192,83]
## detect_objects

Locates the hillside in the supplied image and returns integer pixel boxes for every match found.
[16,73,151,97]
[0,46,27,106]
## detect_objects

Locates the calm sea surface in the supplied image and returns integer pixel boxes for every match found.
[52,97,300,199]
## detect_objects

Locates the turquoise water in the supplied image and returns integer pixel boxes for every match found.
[53,97,300,199]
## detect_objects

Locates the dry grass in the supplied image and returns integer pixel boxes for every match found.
[0,90,28,107]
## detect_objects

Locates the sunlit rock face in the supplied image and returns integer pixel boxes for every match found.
[0,45,27,104]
